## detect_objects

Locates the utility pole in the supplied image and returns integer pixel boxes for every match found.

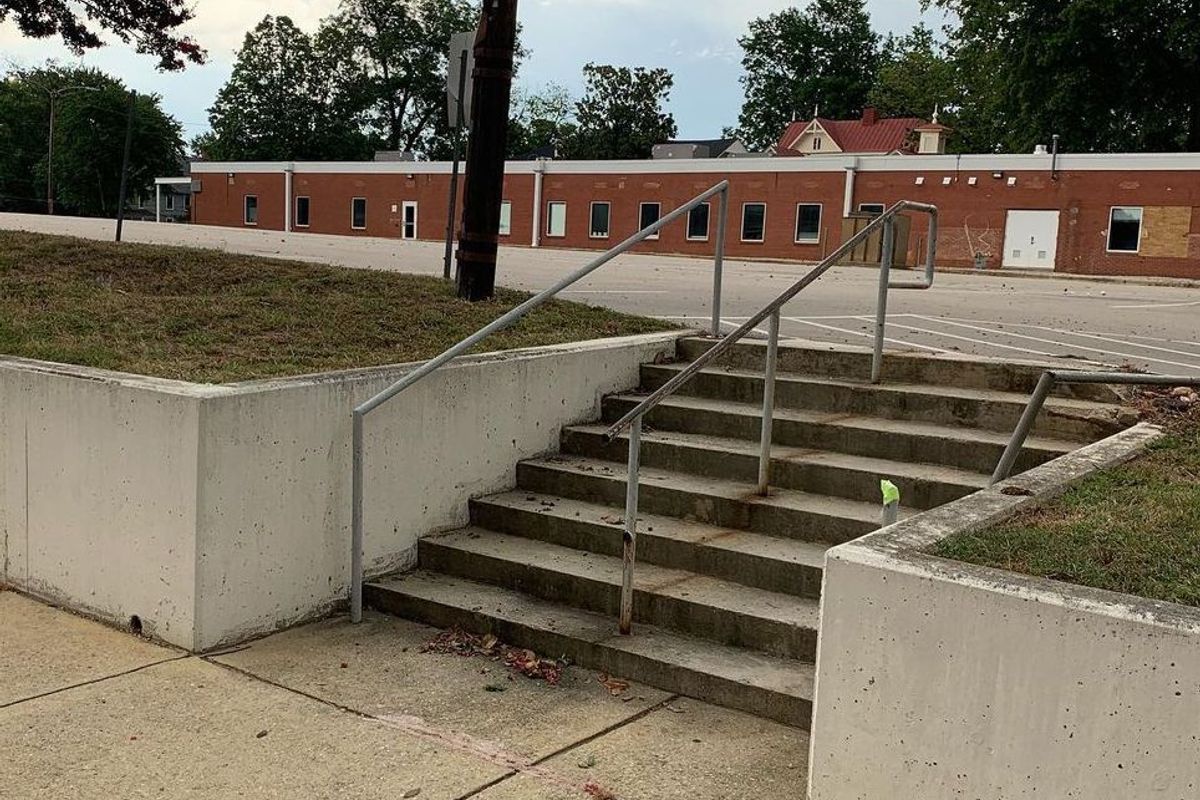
[47,93,56,215]
[115,90,137,242]
[455,0,518,301]
[443,47,469,281]
[43,84,99,216]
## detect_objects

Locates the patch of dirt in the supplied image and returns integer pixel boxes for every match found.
[1131,385,1200,431]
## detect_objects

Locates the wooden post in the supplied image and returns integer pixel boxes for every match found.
[455,0,518,301]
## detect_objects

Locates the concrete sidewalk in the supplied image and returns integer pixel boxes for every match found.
[0,590,807,799]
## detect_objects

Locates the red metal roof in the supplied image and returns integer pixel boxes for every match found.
[776,114,926,156]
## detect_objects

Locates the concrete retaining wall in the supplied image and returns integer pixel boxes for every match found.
[807,423,1200,799]
[1,333,680,650]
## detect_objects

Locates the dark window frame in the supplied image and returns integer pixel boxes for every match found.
[351,197,367,230]
[295,196,310,228]
[590,201,612,239]
[795,203,823,244]
[687,202,710,242]
[639,202,662,240]
[741,202,767,243]
[1107,206,1143,253]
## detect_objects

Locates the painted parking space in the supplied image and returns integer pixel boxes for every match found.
[674,313,1200,376]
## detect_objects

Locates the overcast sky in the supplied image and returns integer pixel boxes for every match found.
[0,1,942,143]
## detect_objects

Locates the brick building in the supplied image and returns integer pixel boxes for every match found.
[184,151,1200,279]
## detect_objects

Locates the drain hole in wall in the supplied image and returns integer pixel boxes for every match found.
[129,615,143,636]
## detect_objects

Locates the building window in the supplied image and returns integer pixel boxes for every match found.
[351,197,367,230]
[687,203,710,241]
[499,201,512,236]
[1107,207,1143,253]
[858,203,885,216]
[795,204,823,244]
[244,195,258,226]
[741,203,766,243]
[295,196,310,227]
[639,202,661,240]
[401,201,418,240]
[813,136,823,151]
[590,202,611,239]
[546,201,567,238]
[165,194,176,212]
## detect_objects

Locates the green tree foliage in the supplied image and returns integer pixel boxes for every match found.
[203,16,369,161]
[567,64,677,160]
[734,0,881,150]
[0,65,183,215]
[870,25,954,121]
[929,0,1200,152]
[507,83,578,158]
[321,0,480,157]
[0,0,205,70]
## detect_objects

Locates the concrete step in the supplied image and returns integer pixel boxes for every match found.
[675,337,1124,402]
[602,393,1077,476]
[640,363,1131,442]
[418,528,820,660]
[515,455,905,545]
[365,570,816,728]
[560,424,989,510]
[471,491,828,598]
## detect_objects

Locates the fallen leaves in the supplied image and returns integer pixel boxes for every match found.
[597,673,629,696]
[420,628,567,686]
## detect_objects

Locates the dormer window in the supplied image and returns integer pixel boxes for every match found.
[813,136,823,151]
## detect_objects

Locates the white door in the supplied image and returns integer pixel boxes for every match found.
[401,201,418,240]
[1003,210,1060,269]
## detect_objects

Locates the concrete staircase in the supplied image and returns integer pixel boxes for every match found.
[365,338,1132,729]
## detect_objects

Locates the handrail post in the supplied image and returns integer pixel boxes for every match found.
[871,216,896,384]
[711,186,730,337]
[757,310,780,495]
[990,371,1056,486]
[350,410,365,623]
[619,417,642,636]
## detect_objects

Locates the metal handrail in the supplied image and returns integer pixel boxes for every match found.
[349,180,732,623]
[990,371,1200,486]
[604,199,940,635]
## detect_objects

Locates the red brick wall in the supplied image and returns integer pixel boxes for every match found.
[192,165,1200,280]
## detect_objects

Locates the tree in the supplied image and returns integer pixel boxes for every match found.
[568,64,676,160]
[0,65,183,215]
[204,16,370,162]
[507,83,577,157]
[0,0,205,70]
[733,0,881,151]
[869,25,955,121]
[321,0,480,158]
[928,0,1200,153]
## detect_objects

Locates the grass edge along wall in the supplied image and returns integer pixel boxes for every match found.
[187,153,1200,279]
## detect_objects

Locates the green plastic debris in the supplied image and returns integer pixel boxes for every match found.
[881,480,900,506]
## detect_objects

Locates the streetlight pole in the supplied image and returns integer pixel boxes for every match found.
[43,85,100,216]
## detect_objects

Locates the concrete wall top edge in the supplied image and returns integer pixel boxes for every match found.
[833,422,1200,629]
[0,357,231,398]
[213,331,690,395]
[186,151,1200,178]
[0,333,689,399]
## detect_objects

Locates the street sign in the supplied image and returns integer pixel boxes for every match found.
[447,30,476,129]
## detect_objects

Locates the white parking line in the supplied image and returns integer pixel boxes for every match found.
[784,318,950,353]
[866,317,1063,359]
[934,315,1200,351]
[1111,300,1200,310]
[910,315,1200,371]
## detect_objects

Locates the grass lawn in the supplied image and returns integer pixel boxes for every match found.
[0,231,677,383]
[932,419,1200,607]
